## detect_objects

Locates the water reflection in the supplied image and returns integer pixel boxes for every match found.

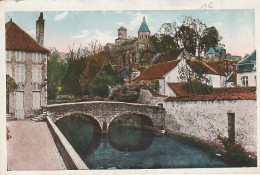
[56,116,228,169]
[108,124,154,152]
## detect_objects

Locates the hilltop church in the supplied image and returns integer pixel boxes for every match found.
[105,17,156,67]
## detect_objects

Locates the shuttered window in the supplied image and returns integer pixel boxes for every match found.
[32,66,41,83]
[15,65,25,83]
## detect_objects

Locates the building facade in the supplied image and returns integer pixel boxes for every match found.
[6,12,49,119]
[236,50,256,87]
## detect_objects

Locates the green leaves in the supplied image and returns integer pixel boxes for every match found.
[89,64,124,98]
[6,74,17,93]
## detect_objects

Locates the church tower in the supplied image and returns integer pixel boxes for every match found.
[118,26,127,39]
[138,16,150,40]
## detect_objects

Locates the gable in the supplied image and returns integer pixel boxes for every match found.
[134,60,181,80]
[6,20,49,53]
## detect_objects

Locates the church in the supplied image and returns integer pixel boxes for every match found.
[105,17,156,67]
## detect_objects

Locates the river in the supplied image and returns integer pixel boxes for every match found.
[56,116,228,169]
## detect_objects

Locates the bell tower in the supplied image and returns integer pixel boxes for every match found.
[138,16,150,40]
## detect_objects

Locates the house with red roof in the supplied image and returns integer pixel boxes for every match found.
[6,12,49,119]
[135,58,226,97]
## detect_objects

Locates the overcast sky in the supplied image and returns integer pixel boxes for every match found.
[5,10,255,57]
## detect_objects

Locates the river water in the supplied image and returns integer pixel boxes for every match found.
[56,117,228,169]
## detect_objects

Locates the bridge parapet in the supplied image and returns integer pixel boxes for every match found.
[46,101,166,132]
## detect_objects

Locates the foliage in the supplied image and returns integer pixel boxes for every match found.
[158,16,222,58]
[61,55,87,97]
[109,81,156,103]
[217,135,257,167]
[149,33,178,53]
[188,78,212,95]
[6,74,17,93]
[79,51,110,94]
[201,26,220,52]
[47,54,67,100]
[177,25,197,55]
[178,62,212,95]
[89,64,124,98]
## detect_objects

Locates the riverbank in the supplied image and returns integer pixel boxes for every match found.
[165,131,257,167]
[7,120,66,171]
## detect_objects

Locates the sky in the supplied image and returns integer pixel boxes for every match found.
[5,10,255,57]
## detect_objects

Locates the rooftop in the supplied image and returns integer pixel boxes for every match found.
[237,50,256,73]
[168,83,192,97]
[138,17,150,32]
[134,60,181,80]
[165,87,256,101]
[153,48,184,64]
[6,20,49,53]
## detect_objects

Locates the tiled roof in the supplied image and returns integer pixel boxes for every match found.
[165,87,256,101]
[6,20,49,53]
[237,50,256,73]
[167,83,192,97]
[188,59,226,76]
[153,48,184,64]
[138,17,150,32]
[134,60,181,80]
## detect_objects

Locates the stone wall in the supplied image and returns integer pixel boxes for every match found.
[47,101,166,132]
[6,51,48,118]
[163,99,257,155]
[138,89,166,106]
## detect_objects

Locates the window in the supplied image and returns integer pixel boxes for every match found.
[16,51,25,62]
[241,76,248,87]
[6,51,11,61]
[32,66,41,83]
[15,65,25,83]
[6,65,12,77]
[35,53,41,62]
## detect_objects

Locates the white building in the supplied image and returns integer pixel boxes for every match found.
[236,50,256,87]
[135,58,226,97]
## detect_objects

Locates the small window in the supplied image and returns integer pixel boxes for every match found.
[16,51,25,62]
[32,66,41,83]
[6,51,11,61]
[34,53,41,62]
[6,65,12,77]
[241,76,248,87]
[15,65,25,83]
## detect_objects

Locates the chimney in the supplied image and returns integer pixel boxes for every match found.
[232,63,237,86]
[36,12,45,46]
[224,59,228,75]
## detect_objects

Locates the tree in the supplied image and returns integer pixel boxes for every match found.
[89,64,124,98]
[61,53,87,97]
[79,51,110,94]
[149,33,178,53]
[201,26,221,52]
[176,25,196,55]
[6,74,17,114]
[6,74,17,93]
[159,16,221,58]
[47,54,67,99]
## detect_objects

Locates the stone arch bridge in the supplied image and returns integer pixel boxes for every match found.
[46,101,166,132]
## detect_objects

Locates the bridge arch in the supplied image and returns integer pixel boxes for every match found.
[55,111,103,131]
[107,112,155,131]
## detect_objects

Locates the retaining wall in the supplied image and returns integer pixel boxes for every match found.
[46,117,89,170]
[163,99,257,156]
